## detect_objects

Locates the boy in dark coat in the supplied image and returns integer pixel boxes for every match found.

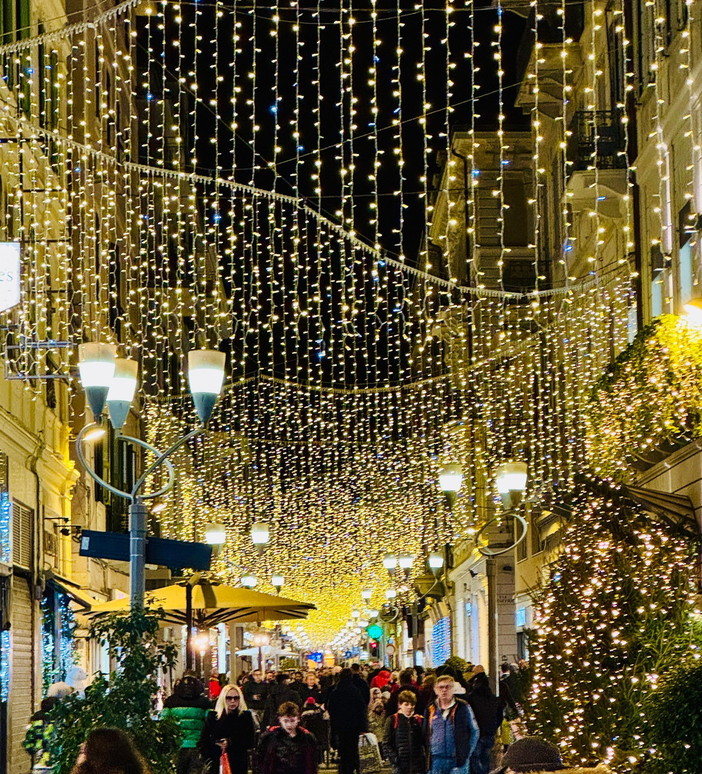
[383,690,426,774]
[257,701,318,774]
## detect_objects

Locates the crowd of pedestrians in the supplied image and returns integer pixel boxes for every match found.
[25,657,610,774]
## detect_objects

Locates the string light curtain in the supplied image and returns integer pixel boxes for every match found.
[0,0,641,641]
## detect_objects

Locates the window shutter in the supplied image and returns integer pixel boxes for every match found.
[11,502,33,569]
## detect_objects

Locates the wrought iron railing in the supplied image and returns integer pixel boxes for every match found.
[568,110,627,172]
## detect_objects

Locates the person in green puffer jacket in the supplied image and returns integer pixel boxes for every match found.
[162,675,212,774]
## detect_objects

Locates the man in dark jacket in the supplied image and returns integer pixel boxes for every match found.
[350,663,371,706]
[162,676,212,774]
[262,673,302,729]
[383,690,426,774]
[326,668,368,774]
[243,668,269,725]
[423,675,479,774]
[385,669,421,716]
[466,674,503,774]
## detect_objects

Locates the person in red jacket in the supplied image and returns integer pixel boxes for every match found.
[370,668,391,690]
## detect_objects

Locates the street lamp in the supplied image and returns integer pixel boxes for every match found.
[385,588,397,600]
[76,344,226,609]
[271,574,284,594]
[361,588,373,601]
[474,461,529,557]
[252,629,270,670]
[251,522,270,554]
[204,523,226,545]
[398,553,414,578]
[241,574,258,588]
[428,551,444,576]
[438,462,464,493]
[683,297,702,326]
[382,554,398,575]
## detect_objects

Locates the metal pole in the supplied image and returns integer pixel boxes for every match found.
[185,582,194,670]
[129,497,148,609]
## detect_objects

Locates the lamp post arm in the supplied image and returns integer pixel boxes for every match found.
[131,426,203,499]
[76,423,133,502]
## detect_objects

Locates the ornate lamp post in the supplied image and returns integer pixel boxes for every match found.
[75,344,226,609]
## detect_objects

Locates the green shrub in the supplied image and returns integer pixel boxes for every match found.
[48,609,181,774]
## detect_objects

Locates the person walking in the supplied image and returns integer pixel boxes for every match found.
[350,664,371,706]
[243,668,269,726]
[466,673,503,774]
[296,672,323,706]
[423,675,479,774]
[162,675,211,774]
[367,687,386,740]
[326,667,368,774]
[256,702,318,774]
[385,670,421,717]
[70,728,150,774]
[199,684,256,774]
[263,674,302,729]
[382,690,426,774]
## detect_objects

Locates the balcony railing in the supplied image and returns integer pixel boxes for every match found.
[568,110,627,172]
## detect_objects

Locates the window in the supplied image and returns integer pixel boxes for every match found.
[12,501,33,569]
[650,244,672,317]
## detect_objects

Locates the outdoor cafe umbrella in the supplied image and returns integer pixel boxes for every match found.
[84,579,316,628]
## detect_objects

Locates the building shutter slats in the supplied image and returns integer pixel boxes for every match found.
[11,502,33,569]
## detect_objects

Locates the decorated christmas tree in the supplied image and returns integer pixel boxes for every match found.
[528,477,700,772]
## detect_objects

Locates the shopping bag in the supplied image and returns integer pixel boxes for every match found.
[358,732,383,774]
[220,751,232,774]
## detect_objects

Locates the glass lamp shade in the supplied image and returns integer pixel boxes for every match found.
[204,523,226,545]
[241,574,258,588]
[398,553,414,570]
[367,608,379,618]
[106,358,138,430]
[251,522,270,546]
[382,554,398,571]
[428,552,444,571]
[188,349,226,424]
[78,342,117,417]
[351,608,361,619]
[361,588,373,600]
[438,462,464,493]
[271,574,284,589]
[252,631,270,647]
[495,461,528,495]
[385,588,397,599]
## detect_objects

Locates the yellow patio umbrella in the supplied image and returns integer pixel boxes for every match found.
[84,579,315,628]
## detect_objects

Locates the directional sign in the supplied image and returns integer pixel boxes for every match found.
[0,243,20,313]
[79,530,212,571]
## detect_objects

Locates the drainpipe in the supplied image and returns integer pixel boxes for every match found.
[486,558,498,694]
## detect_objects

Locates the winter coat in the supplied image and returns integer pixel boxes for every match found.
[199,708,256,771]
[262,685,302,729]
[423,698,479,768]
[162,693,211,748]
[327,678,369,739]
[352,673,371,705]
[243,679,269,710]
[466,689,503,738]
[382,712,426,774]
[256,725,318,774]
[300,707,329,750]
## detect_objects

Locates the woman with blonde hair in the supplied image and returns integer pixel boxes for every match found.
[199,684,256,774]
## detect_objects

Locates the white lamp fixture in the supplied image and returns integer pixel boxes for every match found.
[251,522,270,553]
[106,358,138,430]
[382,554,398,574]
[271,574,284,593]
[204,522,226,545]
[361,588,373,601]
[78,342,117,418]
[187,349,226,425]
[351,608,361,619]
[428,551,444,575]
[385,588,397,599]
[438,462,464,493]
[398,553,414,571]
[367,608,379,618]
[241,574,258,588]
[495,461,528,495]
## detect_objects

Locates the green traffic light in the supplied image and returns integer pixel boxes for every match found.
[367,623,383,639]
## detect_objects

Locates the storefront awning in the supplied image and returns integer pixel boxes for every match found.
[45,573,100,610]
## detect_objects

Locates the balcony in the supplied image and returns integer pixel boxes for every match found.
[567,110,627,172]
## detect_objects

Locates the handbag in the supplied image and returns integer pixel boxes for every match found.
[358,732,383,774]
[220,751,232,774]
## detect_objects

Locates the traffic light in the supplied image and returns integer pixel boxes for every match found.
[366,623,383,639]
[368,640,379,659]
